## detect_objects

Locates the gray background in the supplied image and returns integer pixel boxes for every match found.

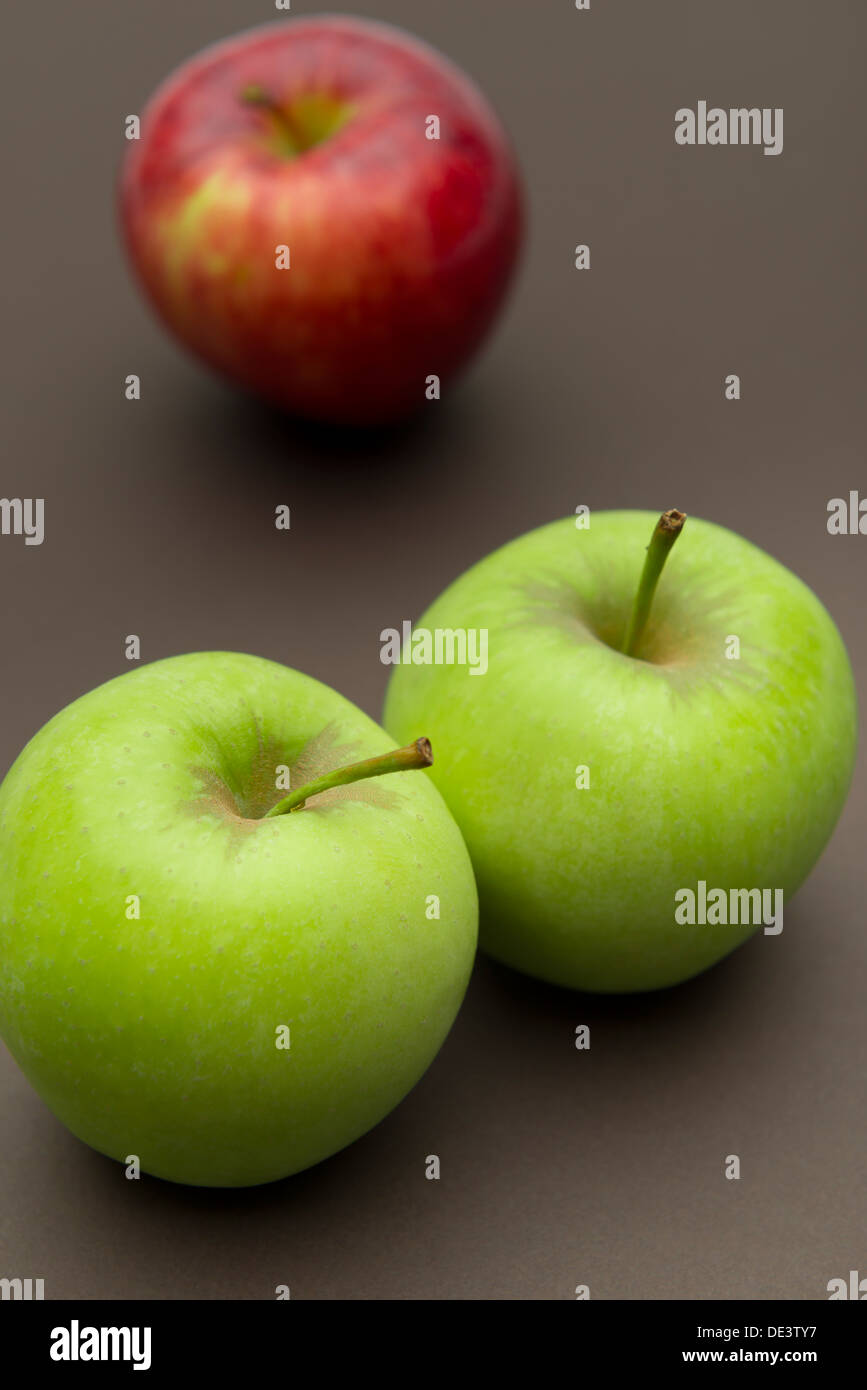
[1,0,864,1298]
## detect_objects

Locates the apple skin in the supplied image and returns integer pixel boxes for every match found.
[384,511,858,993]
[119,16,523,426]
[0,653,477,1186]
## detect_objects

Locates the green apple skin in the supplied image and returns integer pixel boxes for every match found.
[0,653,477,1186]
[384,512,857,993]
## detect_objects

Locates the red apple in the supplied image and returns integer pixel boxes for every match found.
[119,16,523,426]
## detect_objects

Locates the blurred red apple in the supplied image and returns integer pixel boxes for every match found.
[119,16,523,426]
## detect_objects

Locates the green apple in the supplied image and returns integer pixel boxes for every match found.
[0,652,477,1186]
[384,510,857,992]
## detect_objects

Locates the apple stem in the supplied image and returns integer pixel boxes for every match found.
[621,509,686,658]
[264,738,434,817]
[241,84,307,153]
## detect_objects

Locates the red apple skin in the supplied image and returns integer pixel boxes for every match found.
[119,17,523,426]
